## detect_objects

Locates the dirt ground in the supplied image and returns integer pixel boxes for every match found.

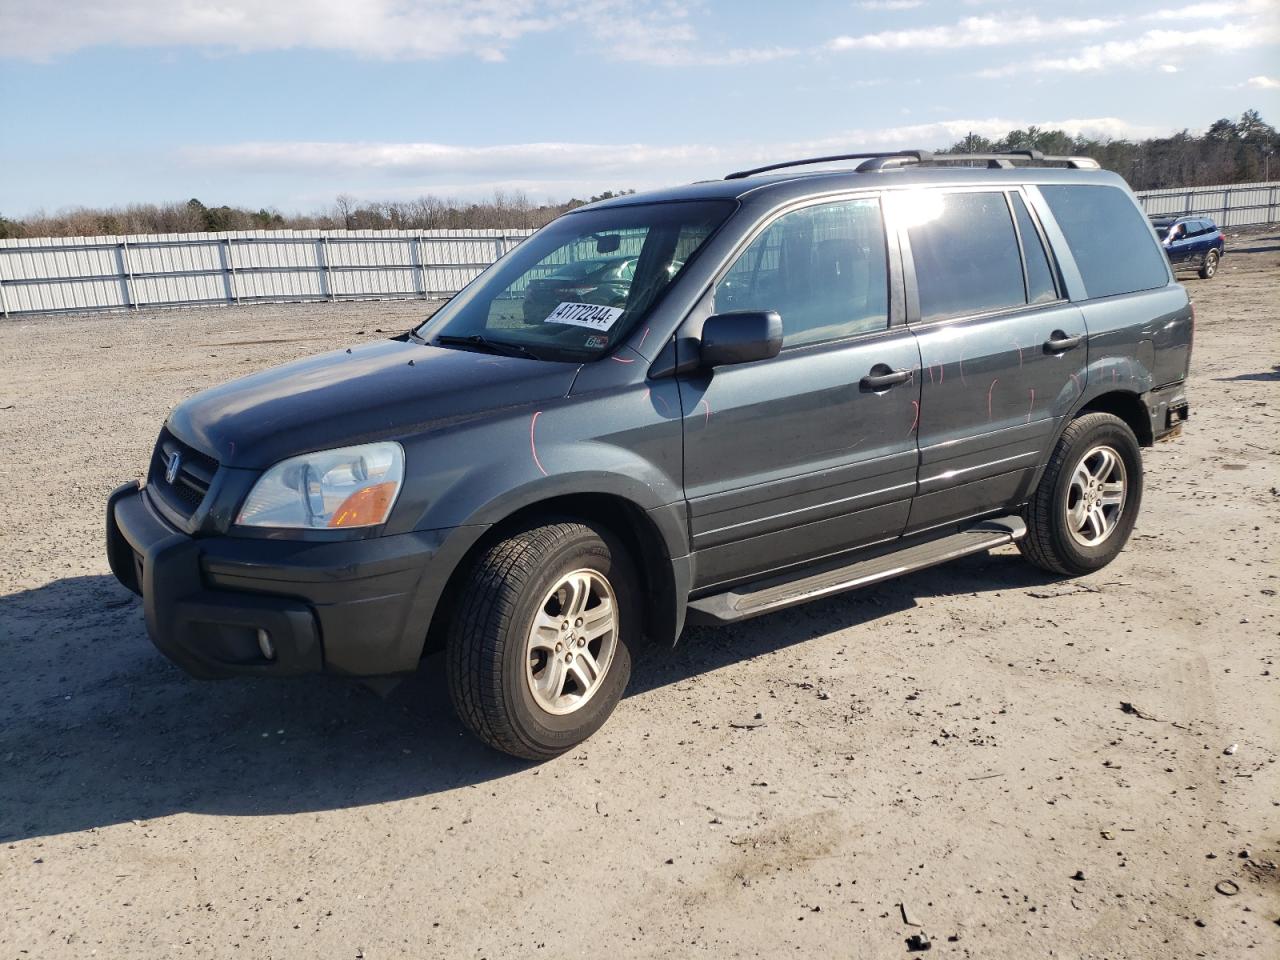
[1,231,1277,959]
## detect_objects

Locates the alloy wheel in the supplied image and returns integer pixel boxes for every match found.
[525,569,618,715]
[1065,444,1127,547]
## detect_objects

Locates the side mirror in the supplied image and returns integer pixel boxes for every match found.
[595,234,621,254]
[699,310,783,368]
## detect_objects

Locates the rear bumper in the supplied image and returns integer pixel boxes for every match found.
[1144,382,1190,442]
[106,481,475,679]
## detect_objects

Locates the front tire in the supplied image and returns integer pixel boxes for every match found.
[446,521,638,760]
[1019,413,1143,576]
[1199,249,1219,279]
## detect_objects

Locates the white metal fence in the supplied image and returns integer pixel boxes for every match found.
[2,180,1277,319]
[0,228,535,318]
[1135,179,1280,228]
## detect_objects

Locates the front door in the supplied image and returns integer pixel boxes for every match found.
[892,187,1089,533]
[1164,222,1195,267]
[678,196,922,590]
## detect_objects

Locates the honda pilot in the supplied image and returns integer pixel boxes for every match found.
[107,149,1193,760]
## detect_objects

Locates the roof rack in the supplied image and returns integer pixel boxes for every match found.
[724,149,1100,180]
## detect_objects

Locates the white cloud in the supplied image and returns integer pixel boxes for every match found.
[827,15,1116,51]
[0,0,791,65]
[1035,23,1279,73]
[1160,64,1179,73]
[1143,0,1273,20]
[1243,75,1280,89]
[182,116,1171,199]
[0,0,553,60]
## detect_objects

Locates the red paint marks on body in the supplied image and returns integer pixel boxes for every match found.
[529,411,548,476]
[1069,372,1081,393]
[987,378,999,420]
[1011,341,1023,368]
[646,387,672,417]
[637,326,650,350]
[610,355,635,364]
[1026,388,1035,423]
[698,397,711,426]
[908,399,920,434]
[935,363,944,385]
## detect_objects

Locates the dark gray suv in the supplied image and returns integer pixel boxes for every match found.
[107,149,1193,759]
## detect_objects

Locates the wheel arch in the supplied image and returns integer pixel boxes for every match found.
[1077,389,1154,447]
[422,491,688,658]
[1024,387,1153,500]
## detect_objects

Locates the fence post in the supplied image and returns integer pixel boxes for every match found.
[316,236,333,301]
[0,249,9,319]
[412,237,426,299]
[117,239,137,310]
[218,238,239,305]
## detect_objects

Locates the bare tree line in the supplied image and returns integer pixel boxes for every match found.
[949,109,1278,189]
[3,110,1276,240]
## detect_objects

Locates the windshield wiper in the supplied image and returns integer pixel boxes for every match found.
[434,334,538,359]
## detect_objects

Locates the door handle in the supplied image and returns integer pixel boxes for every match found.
[860,367,913,390]
[1044,332,1083,353]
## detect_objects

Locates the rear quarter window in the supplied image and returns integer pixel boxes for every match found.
[1040,184,1169,299]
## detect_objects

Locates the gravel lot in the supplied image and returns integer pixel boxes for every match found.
[2,232,1277,959]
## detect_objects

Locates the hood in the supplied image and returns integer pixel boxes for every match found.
[166,339,580,468]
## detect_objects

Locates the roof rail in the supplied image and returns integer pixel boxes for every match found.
[724,149,1099,180]
[927,150,1101,170]
[724,150,928,180]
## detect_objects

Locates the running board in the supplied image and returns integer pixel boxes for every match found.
[685,517,1026,625]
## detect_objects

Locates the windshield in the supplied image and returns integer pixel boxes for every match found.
[418,200,734,361]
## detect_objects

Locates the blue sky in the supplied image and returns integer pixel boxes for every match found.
[1,0,1277,216]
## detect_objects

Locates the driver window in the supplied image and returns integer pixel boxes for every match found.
[714,198,889,348]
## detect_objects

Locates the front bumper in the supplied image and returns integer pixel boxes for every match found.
[106,481,467,678]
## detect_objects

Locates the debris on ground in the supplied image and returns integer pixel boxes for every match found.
[905,932,932,952]
[1119,701,1164,721]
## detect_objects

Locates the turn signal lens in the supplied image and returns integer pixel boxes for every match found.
[328,482,398,528]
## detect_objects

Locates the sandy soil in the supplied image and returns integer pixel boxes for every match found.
[1,232,1277,959]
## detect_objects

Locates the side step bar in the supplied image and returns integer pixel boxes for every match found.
[685,517,1026,625]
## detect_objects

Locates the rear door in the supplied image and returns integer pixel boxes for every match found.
[892,187,1088,533]
[1190,220,1215,265]
[678,195,922,590]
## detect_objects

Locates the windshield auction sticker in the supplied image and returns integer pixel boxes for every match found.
[544,302,624,331]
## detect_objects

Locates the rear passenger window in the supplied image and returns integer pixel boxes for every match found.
[906,192,1025,323]
[715,198,888,347]
[1010,192,1058,305]
[1040,184,1169,299]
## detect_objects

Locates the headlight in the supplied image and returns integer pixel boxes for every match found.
[236,442,405,530]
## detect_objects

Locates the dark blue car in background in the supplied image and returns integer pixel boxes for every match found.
[1151,215,1225,279]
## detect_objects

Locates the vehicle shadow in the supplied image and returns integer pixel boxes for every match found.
[1,552,1061,842]
[1214,366,1280,382]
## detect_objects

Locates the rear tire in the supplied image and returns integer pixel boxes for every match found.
[1199,249,1219,279]
[446,521,638,760]
[1019,413,1143,577]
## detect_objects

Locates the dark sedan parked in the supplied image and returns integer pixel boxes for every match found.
[1151,215,1225,279]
